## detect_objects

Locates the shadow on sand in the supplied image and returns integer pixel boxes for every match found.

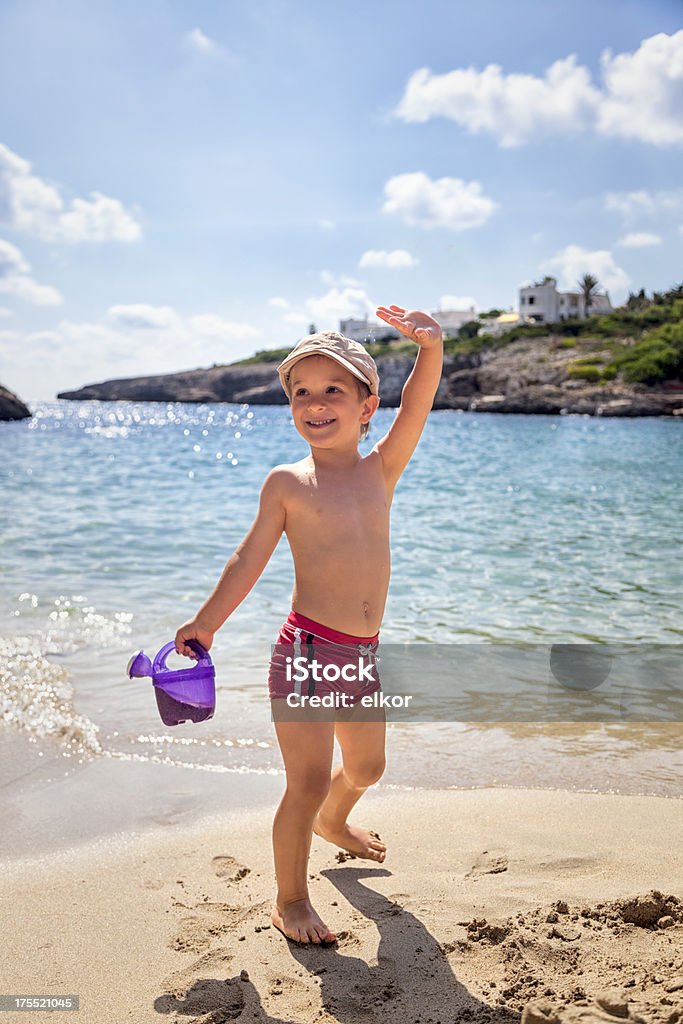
[153,866,519,1022]
[286,865,519,1023]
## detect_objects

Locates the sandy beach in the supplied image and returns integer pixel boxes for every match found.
[1,787,681,1024]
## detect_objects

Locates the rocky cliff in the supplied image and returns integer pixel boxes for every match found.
[56,337,683,417]
[0,384,31,421]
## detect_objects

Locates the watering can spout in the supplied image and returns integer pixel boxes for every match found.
[127,651,153,678]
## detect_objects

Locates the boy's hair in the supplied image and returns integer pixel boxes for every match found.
[355,378,372,441]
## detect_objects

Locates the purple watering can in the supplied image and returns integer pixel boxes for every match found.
[127,640,215,726]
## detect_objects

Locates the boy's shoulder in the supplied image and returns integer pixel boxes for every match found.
[262,459,311,495]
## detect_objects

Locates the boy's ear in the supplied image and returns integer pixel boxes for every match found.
[361,394,381,423]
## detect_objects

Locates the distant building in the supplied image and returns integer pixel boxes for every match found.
[340,306,478,343]
[478,311,526,337]
[431,307,477,336]
[519,277,612,323]
[339,317,400,343]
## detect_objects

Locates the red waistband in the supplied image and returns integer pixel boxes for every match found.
[285,610,379,645]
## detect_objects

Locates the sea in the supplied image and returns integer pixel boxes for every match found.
[1,400,681,858]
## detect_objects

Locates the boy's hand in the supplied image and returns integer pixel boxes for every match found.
[376,305,443,348]
[175,618,215,661]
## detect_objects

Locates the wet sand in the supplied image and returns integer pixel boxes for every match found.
[1,788,681,1024]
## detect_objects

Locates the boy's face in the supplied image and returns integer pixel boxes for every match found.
[289,355,378,448]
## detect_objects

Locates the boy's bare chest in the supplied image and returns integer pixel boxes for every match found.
[309,483,387,524]
[286,468,390,540]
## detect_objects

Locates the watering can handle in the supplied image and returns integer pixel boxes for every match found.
[153,639,211,674]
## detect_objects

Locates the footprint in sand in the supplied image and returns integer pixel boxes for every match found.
[212,855,250,882]
[170,916,218,954]
[466,850,509,879]
[170,901,271,954]
[157,948,244,1021]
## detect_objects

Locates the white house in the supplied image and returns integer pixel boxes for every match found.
[519,277,612,323]
[431,307,477,336]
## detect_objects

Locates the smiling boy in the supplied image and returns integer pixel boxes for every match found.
[175,304,443,945]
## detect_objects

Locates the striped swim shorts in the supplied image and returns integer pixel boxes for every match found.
[268,610,381,706]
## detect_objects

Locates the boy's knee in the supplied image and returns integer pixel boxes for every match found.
[286,769,331,807]
[344,757,385,789]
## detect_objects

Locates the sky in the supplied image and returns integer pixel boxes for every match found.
[0,0,682,401]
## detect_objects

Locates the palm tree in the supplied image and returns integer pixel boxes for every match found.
[577,273,600,318]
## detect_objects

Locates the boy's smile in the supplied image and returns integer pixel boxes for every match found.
[306,417,336,429]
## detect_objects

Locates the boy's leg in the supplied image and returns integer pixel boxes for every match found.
[314,714,387,862]
[271,712,337,944]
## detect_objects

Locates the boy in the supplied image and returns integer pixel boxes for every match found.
[175,304,443,945]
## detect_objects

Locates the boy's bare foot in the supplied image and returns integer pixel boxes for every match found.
[271,898,337,945]
[313,816,387,862]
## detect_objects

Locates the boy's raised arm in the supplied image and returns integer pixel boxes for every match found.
[175,468,288,657]
[373,305,443,484]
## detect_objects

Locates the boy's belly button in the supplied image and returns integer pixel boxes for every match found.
[362,601,370,617]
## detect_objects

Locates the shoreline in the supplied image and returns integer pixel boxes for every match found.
[1,788,681,1024]
[3,729,682,865]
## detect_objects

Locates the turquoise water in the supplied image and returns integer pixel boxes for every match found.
[1,401,681,853]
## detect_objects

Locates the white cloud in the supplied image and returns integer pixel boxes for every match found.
[598,31,683,144]
[0,276,62,305]
[106,304,260,342]
[187,27,218,53]
[541,245,630,295]
[359,249,418,269]
[319,270,364,287]
[318,219,335,230]
[0,238,29,276]
[439,294,477,310]
[0,237,63,306]
[395,30,683,147]
[108,304,179,330]
[0,143,142,243]
[0,306,11,317]
[189,313,261,339]
[604,190,657,220]
[274,280,377,332]
[382,172,497,230]
[617,232,662,248]
[397,56,598,147]
[306,286,374,325]
[268,296,290,309]
[604,188,683,222]
[4,305,264,398]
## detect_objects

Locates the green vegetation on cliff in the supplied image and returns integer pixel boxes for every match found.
[449,282,683,385]
[233,282,683,387]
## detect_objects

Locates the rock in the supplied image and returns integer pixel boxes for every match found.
[521,999,562,1024]
[548,924,582,941]
[446,368,481,397]
[658,917,675,929]
[54,337,683,417]
[596,399,633,416]
[620,893,680,929]
[664,978,683,993]
[470,394,507,410]
[595,988,630,1017]
[240,969,249,981]
[0,383,31,421]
